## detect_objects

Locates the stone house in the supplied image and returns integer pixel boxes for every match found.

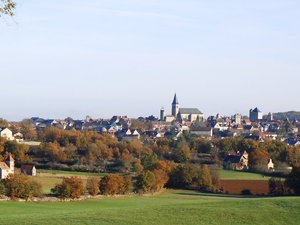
[223,151,249,171]
[0,154,15,179]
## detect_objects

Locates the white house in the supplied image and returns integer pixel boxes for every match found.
[0,128,14,141]
[0,154,15,179]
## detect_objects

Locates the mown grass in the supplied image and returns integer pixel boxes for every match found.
[0,190,299,225]
[219,169,274,180]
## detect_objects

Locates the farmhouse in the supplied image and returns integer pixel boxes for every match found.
[223,151,249,171]
[0,154,15,179]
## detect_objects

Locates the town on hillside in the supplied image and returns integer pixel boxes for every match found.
[1,94,299,174]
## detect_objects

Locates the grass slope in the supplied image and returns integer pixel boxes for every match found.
[0,190,299,225]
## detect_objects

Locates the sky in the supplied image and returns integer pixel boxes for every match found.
[1,0,300,121]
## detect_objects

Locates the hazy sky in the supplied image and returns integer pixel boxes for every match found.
[1,0,300,121]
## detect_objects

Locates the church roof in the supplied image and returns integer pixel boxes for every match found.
[0,162,10,170]
[172,94,179,104]
[179,108,203,115]
[252,107,261,113]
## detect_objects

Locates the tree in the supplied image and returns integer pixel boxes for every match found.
[152,169,169,192]
[20,119,37,140]
[168,164,198,188]
[173,143,191,163]
[51,177,84,199]
[196,164,213,191]
[135,170,156,193]
[0,0,16,16]
[285,166,300,195]
[86,177,99,196]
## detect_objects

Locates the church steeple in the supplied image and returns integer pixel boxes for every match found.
[172,93,179,105]
[172,93,179,118]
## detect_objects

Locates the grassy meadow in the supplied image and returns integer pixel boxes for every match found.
[0,190,299,225]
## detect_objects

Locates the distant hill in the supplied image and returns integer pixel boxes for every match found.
[273,111,300,121]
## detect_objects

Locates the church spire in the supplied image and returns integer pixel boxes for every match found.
[172,93,179,118]
[172,93,179,105]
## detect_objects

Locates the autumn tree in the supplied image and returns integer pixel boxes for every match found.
[86,177,100,196]
[3,174,42,200]
[99,174,131,196]
[152,169,169,191]
[4,141,29,163]
[20,119,37,140]
[51,177,84,199]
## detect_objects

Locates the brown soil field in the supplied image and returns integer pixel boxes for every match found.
[219,180,269,195]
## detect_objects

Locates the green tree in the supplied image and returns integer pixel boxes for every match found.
[285,166,300,195]
[197,164,213,191]
[168,164,198,188]
[135,170,156,193]
[173,143,191,163]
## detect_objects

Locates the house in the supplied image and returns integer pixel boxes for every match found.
[190,127,213,138]
[0,154,15,179]
[267,159,274,171]
[284,138,300,146]
[13,132,24,142]
[21,165,37,176]
[0,128,14,141]
[223,151,249,171]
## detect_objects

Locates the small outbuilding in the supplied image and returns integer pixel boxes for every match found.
[21,165,37,176]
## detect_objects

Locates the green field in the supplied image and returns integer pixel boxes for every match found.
[30,169,275,194]
[0,190,299,225]
[219,169,273,180]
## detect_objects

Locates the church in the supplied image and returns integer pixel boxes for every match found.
[163,94,204,122]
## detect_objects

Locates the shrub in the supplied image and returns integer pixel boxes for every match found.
[51,177,84,199]
[241,189,252,195]
[99,174,132,196]
[269,178,288,196]
[3,174,42,200]
[86,177,100,196]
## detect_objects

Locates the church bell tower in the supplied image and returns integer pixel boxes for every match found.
[172,93,179,118]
